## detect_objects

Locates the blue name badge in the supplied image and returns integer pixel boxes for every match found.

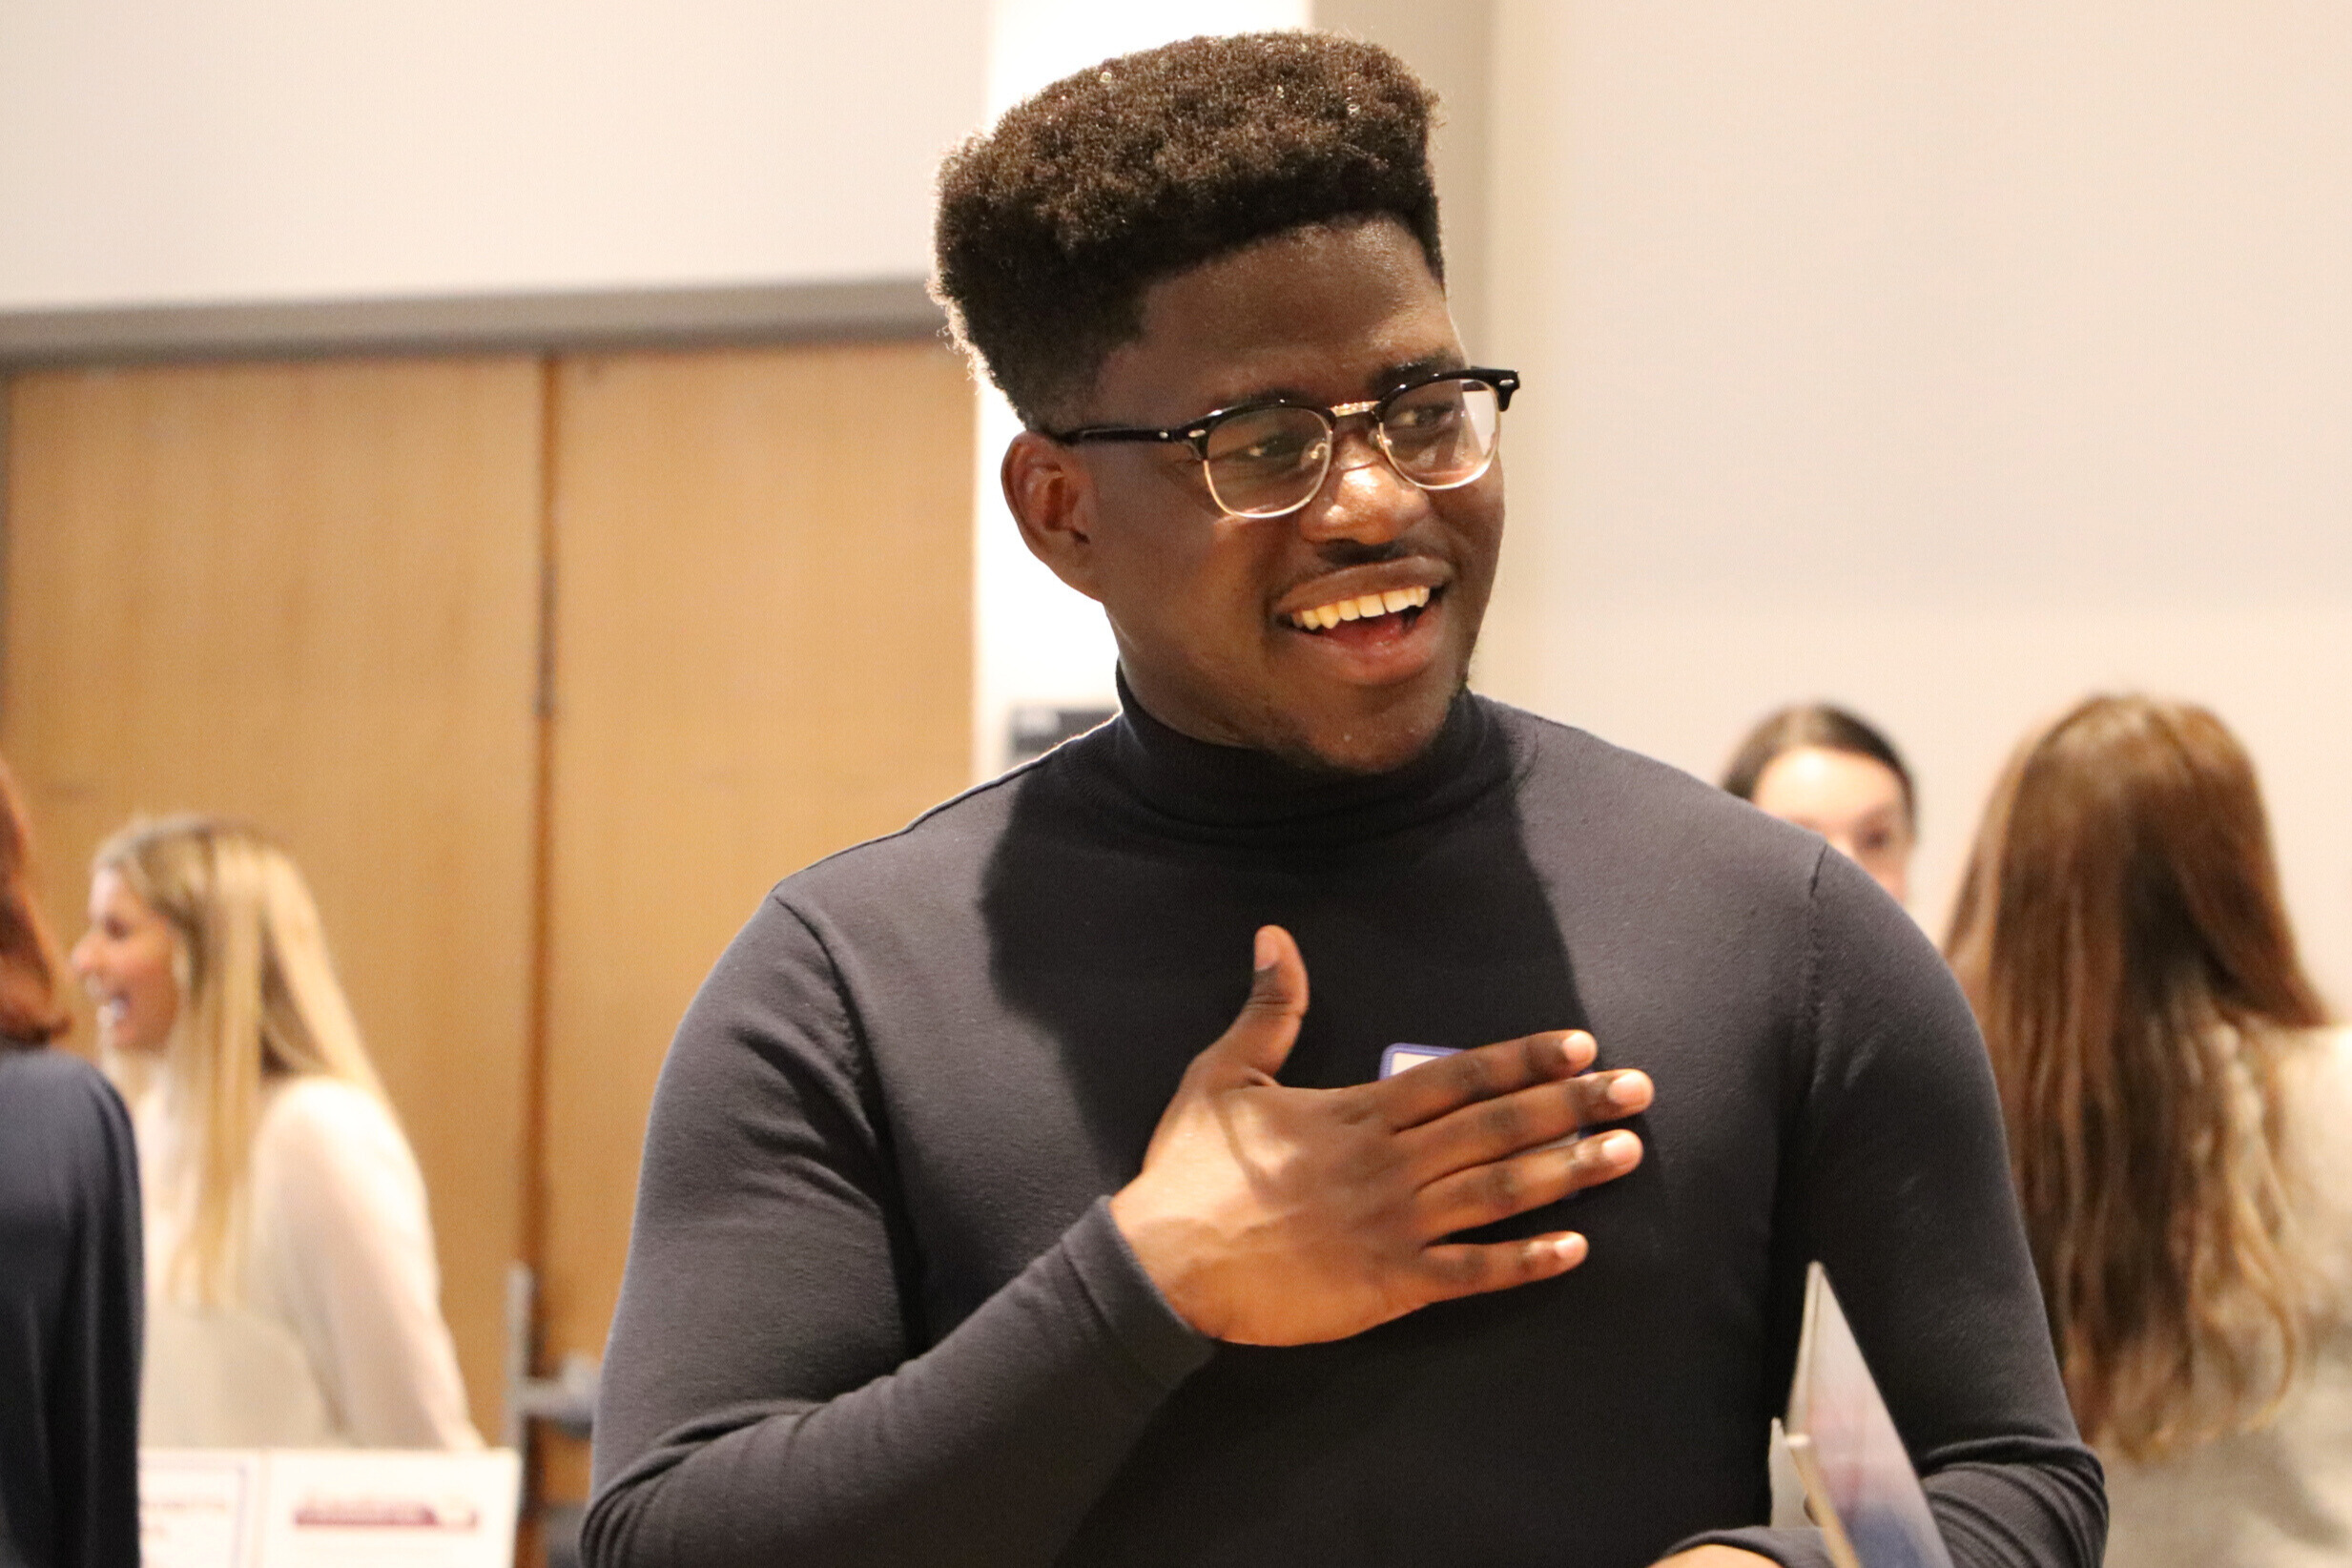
[1379,1042,1584,1150]
[1379,1042,1458,1079]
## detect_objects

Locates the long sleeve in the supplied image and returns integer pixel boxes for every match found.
[0,1048,143,1568]
[1673,848,2106,1568]
[252,1078,480,1448]
[582,897,1211,1568]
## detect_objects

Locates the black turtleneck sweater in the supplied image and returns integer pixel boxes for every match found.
[583,692,2103,1568]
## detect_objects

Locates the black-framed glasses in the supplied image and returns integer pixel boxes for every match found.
[1043,366,1519,520]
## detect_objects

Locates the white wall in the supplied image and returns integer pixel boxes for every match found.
[0,0,986,308]
[1477,2,2352,1007]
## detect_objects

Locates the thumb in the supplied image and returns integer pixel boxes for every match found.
[1202,925,1310,1083]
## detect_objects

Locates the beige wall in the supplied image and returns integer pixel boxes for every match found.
[1475,3,2352,1006]
[0,0,986,310]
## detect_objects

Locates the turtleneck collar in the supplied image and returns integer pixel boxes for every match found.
[1052,667,1518,851]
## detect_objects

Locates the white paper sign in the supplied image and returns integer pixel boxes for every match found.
[141,1451,261,1568]
[256,1451,520,1568]
[142,1450,520,1568]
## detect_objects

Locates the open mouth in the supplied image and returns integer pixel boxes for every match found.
[1285,584,1435,634]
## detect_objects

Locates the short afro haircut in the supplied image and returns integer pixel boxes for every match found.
[932,31,1443,427]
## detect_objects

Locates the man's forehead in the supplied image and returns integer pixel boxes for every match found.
[1134,220,1441,334]
[1099,218,1460,416]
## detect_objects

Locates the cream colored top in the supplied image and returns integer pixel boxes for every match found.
[136,1075,480,1449]
[2102,1024,2352,1568]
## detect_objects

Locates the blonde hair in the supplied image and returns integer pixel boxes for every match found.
[1948,696,2330,1461]
[95,816,387,1304]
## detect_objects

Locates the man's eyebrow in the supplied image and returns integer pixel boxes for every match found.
[1371,354,1468,395]
[1216,355,1471,410]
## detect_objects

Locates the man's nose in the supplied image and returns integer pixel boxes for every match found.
[70,932,96,976]
[1294,423,1424,546]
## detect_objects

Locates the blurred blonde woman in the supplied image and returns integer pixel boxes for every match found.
[71,816,477,1449]
[1948,695,2345,1568]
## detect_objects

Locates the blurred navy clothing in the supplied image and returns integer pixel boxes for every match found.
[1,1047,141,1568]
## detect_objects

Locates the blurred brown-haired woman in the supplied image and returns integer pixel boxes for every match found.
[0,757,142,1568]
[1948,694,2346,1568]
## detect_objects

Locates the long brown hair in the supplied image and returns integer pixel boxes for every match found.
[1947,694,2330,1461]
[0,756,71,1044]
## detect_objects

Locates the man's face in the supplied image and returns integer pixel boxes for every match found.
[1037,217,1503,776]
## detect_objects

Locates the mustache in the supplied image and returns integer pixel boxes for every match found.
[1311,538,1423,569]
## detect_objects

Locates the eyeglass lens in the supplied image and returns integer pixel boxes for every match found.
[1199,378,1503,519]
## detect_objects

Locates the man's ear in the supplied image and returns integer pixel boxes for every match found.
[1001,431,1104,603]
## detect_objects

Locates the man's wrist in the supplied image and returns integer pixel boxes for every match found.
[1070,1197,1214,1384]
[1105,1181,1223,1339]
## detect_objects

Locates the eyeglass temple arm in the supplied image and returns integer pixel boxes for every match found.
[1458,368,1519,410]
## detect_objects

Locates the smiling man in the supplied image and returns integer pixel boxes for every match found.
[1007,217,1499,777]
[584,33,2103,1568]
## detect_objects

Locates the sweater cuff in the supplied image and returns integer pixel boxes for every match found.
[1062,1196,1215,1393]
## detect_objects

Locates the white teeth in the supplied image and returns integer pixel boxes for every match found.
[1289,584,1433,631]
[97,999,125,1027]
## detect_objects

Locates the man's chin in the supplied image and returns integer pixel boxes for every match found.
[1261,675,1468,778]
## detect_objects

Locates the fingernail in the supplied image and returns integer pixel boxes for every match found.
[1597,1130,1638,1163]
[1607,1072,1647,1109]
[1253,928,1278,972]
[1551,1234,1588,1266]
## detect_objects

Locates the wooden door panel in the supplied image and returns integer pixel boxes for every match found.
[540,342,974,1482]
[2,357,544,1437]
[4,340,977,1516]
